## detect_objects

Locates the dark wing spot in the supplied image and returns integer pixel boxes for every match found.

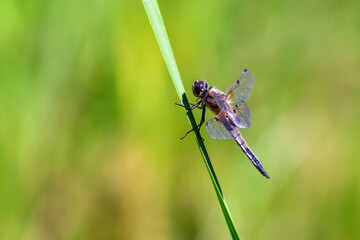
[243,69,248,73]
[236,79,240,84]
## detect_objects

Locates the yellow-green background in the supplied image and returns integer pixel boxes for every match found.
[1,0,359,239]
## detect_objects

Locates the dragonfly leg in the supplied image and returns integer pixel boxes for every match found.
[175,101,202,110]
[180,105,206,140]
[190,103,203,109]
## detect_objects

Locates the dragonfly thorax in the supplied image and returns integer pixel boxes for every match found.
[192,80,209,98]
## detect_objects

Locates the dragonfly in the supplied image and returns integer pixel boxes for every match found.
[177,69,270,179]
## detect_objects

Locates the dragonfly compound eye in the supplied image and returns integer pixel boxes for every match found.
[192,80,202,97]
[192,80,209,97]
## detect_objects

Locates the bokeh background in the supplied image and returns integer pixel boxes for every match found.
[1,0,359,239]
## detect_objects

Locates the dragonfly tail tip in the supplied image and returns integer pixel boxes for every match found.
[263,171,270,179]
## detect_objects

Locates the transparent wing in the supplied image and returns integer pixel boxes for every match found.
[232,101,251,129]
[226,69,254,103]
[205,115,233,140]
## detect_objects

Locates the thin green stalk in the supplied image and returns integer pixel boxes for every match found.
[142,0,240,239]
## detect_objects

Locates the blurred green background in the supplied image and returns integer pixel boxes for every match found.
[1,0,359,239]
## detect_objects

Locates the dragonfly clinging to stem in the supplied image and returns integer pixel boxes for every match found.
[176,69,270,179]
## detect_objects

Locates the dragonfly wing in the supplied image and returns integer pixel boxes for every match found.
[226,69,254,103]
[205,115,233,140]
[232,101,251,129]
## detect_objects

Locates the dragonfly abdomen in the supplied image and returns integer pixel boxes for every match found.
[234,135,270,179]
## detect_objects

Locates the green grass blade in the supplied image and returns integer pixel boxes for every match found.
[142,0,240,239]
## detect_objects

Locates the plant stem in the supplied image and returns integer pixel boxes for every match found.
[142,1,240,239]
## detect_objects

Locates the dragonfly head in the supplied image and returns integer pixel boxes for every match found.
[192,80,209,98]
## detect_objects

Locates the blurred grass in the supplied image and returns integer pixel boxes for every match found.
[0,0,359,239]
